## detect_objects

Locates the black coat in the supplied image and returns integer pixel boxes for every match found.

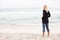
[42,10,51,23]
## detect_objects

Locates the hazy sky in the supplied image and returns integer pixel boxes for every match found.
[0,0,60,9]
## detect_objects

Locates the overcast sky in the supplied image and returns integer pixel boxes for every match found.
[0,0,60,9]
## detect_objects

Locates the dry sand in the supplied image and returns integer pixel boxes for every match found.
[0,33,60,40]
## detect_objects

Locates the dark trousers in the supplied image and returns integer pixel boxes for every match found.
[42,23,49,32]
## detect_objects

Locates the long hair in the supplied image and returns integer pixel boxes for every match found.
[43,5,48,12]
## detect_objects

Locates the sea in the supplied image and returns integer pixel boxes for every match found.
[0,8,60,25]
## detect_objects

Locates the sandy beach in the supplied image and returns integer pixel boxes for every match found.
[0,33,60,40]
[0,23,60,40]
[0,0,60,40]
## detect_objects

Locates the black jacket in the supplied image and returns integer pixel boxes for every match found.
[42,10,51,23]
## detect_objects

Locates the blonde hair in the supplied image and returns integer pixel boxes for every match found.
[43,5,48,12]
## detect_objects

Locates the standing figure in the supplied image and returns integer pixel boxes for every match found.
[42,5,51,37]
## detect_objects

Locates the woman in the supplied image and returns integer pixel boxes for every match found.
[42,5,51,37]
